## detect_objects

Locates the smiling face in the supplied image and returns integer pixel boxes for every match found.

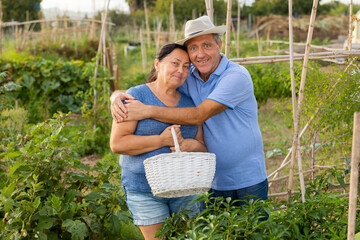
[155,48,190,89]
[186,34,222,81]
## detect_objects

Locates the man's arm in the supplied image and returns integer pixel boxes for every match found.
[125,98,228,125]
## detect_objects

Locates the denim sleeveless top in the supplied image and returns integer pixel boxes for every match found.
[119,84,198,192]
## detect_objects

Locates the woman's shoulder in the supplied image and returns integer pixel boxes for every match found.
[126,84,150,99]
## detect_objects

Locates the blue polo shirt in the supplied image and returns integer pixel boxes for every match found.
[178,54,267,190]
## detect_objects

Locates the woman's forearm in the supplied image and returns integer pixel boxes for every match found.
[110,135,167,155]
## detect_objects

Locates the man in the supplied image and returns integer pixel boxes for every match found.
[111,16,268,206]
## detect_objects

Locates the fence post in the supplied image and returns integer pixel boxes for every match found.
[347,112,360,240]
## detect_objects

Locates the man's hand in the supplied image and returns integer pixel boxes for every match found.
[123,99,151,121]
[110,91,135,122]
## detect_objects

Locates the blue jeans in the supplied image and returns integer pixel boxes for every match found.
[204,179,269,220]
[208,179,268,207]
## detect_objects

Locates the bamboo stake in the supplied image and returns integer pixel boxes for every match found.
[232,50,360,63]
[102,12,107,73]
[144,0,151,47]
[288,0,306,202]
[140,28,147,73]
[297,138,306,202]
[232,54,360,64]
[266,26,271,51]
[289,0,321,197]
[0,0,2,57]
[169,0,175,42]
[1,19,114,28]
[348,0,353,51]
[205,0,214,23]
[115,65,120,90]
[268,39,343,51]
[155,19,162,54]
[93,0,111,127]
[269,58,356,182]
[268,169,318,184]
[347,112,360,240]
[192,9,197,19]
[255,26,262,56]
[225,0,232,58]
[236,0,241,58]
[269,191,300,198]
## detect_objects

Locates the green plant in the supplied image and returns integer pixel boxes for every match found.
[159,168,359,239]
[0,112,132,239]
[0,57,110,123]
[0,107,29,139]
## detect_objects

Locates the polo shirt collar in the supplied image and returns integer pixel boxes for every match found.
[190,53,229,82]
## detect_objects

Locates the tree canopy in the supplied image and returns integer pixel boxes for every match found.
[2,0,42,22]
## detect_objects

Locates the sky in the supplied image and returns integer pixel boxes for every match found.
[40,0,360,14]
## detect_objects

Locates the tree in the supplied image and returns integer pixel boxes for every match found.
[2,0,42,22]
[154,0,227,26]
[125,0,156,13]
[249,0,322,16]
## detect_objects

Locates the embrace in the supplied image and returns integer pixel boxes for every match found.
[110,16,268,240]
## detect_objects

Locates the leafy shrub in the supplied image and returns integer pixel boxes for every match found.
[247,62,293,104]
[0,57,110,123]
[159,168,359,239]
[0,113,132,239]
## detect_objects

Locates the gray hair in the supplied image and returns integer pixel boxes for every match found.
[184,33,222,48]
[213,34,222,44]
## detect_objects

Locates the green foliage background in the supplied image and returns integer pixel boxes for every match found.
[2,0,42,22]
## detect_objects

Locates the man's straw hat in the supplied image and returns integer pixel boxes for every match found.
[176,16,227,45]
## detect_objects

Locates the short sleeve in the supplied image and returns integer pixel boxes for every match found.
[126,86,144,102]
[207,71,253,109]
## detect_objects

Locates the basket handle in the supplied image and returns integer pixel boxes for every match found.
[171,127,181,153]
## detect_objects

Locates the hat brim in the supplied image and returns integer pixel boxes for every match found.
[175,25,227,45]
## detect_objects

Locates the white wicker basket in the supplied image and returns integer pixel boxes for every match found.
[143,127,216,198]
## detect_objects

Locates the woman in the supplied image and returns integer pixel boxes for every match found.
[110,43,207,240]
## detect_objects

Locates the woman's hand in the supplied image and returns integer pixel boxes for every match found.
[110,91,135,122]
[160,125,182,148]
[171,139,196,152]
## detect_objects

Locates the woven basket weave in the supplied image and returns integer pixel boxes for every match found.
[143,128,216,198]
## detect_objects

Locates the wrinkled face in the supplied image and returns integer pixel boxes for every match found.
[155,48,190,88]
[186,34,222,81]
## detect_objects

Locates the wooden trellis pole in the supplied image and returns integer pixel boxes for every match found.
[0,0,2,57]
[347,112,360,240]
[347,0,353,51]
[288,0,305,203]
[288,0,319,197]
[140,28,147,73]
[268,57,358,184]
[155,19,162,54]
[169,0,175,42]
[225,0,232,58]
[144,0,151,47]
[231,50,360,65]
[255,26,262,56]
[205,0,214,23]
[236,0,241,57]
[93,0,111,125]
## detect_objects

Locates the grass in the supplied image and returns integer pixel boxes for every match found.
[258,98,294,195]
